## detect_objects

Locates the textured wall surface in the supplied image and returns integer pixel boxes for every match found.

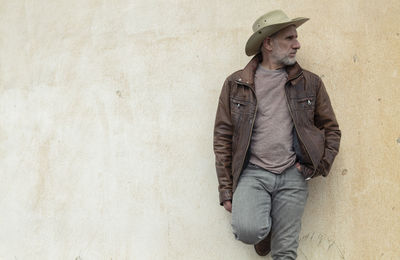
[0,0,399,259]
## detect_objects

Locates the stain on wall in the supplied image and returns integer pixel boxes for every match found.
[0,0,399,259]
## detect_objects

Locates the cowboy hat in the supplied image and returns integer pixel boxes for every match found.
[245,10,309,56]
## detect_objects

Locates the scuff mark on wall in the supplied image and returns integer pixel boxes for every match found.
[32,136,54,210]
[116,90,122,98]
[299,232,345,260]
[353,55,358,63]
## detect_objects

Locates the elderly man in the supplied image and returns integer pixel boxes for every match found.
[213,10,341,258]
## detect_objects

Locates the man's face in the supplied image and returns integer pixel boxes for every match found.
[270,25,301,66]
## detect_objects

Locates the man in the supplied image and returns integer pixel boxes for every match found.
[213,10,341,259]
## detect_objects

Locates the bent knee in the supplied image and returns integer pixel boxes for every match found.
[232,221,271,244]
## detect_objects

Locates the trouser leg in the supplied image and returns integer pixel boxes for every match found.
[231,167,275,244]
[270,166,308,260]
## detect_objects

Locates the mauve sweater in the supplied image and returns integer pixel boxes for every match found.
[249,65,296,174]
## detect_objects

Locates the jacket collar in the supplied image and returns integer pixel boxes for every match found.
[239,53,303,86]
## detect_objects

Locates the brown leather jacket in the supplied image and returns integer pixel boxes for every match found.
[213,55,341,205]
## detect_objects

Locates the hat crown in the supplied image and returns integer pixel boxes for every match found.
[252,10,291,32]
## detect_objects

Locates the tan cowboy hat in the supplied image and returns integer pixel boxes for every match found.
[245,10,309,56]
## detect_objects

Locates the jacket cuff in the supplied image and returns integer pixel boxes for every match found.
[302,163,325,180]
[219,190,233,206]
[314,162,326,177]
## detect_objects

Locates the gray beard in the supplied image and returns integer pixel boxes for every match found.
[281,56,297,66]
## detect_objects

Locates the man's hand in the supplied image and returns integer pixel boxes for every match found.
[223,201,232,213]
[295,162,302,172]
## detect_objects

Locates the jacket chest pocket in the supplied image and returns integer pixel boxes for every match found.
[231,98,254,115]
[294,97,315,111]
[230,98,255,129]
[292,96,316,124]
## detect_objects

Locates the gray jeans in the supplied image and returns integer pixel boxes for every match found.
[231,164,308,259]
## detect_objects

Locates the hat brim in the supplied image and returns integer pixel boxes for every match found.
[245,17,309,56]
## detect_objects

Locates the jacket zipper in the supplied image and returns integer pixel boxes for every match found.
[284,72,317,178]
[234,81,258,183]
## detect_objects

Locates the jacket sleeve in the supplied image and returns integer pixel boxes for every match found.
[213,78,234,205]
[313,78,341,177]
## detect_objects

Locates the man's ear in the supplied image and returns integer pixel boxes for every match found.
[262,37,273,52]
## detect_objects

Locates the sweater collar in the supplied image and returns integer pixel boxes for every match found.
[239,53,303,86]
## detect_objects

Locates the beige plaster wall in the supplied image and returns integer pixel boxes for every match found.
[0,0,399,259]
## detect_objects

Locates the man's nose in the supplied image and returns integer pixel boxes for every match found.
[293,40,301,49]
